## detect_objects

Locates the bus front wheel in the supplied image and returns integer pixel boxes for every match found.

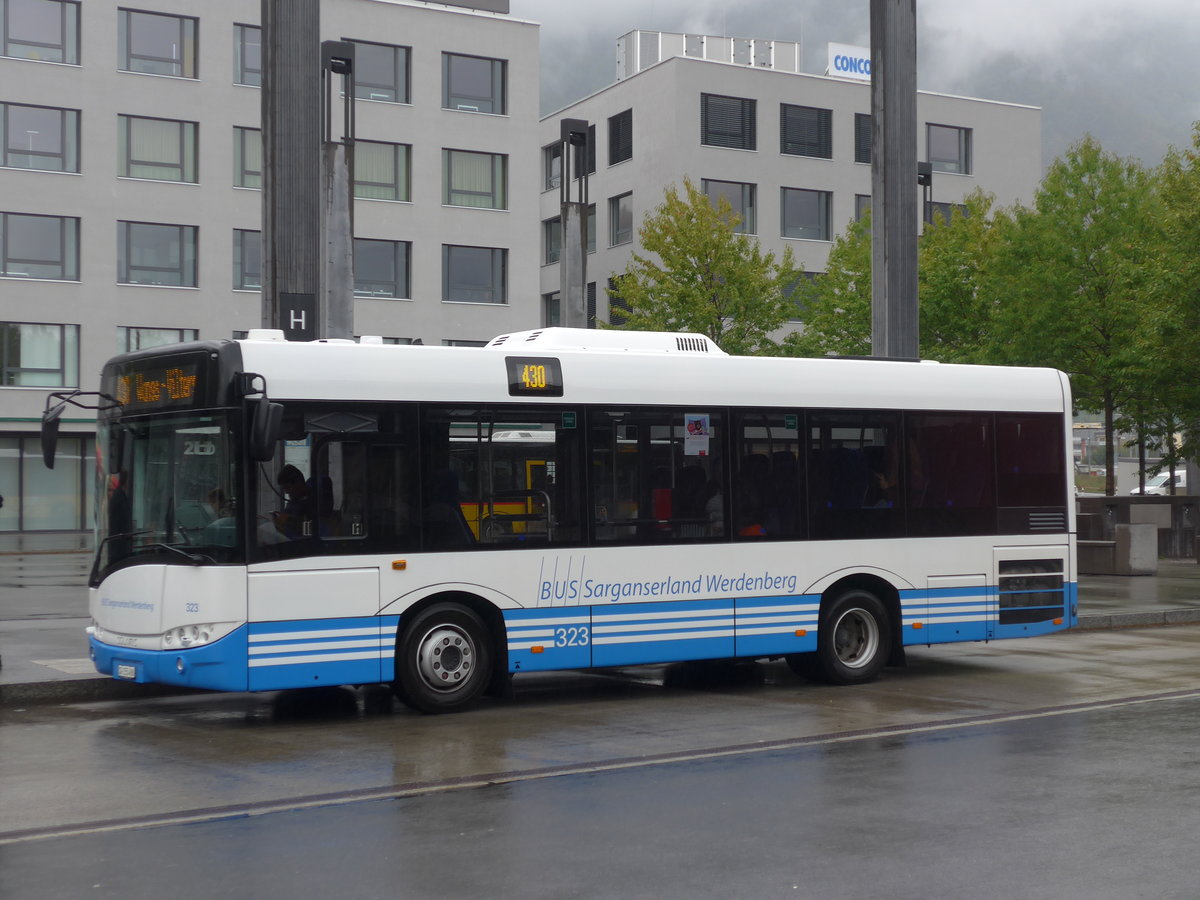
[788,588,891,686]
[393,603,492,714]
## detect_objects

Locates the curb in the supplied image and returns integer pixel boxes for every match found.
[1075,608,1200,631]
[0,678,202,707]
[5,610,1200,707]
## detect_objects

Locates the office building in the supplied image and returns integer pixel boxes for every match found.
[0,0,539,534]
[537,30,1041,327]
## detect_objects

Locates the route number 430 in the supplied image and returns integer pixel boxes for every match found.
[555,626,589,647]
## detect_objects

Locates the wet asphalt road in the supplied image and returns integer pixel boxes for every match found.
[4,626,1200,898]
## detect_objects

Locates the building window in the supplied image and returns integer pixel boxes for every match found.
[1,102,78,171]
[586,203,596,253]
[701,93,755,150]
[233,228,260,290]
[234,23,260,86]
[117,326,197,353]
[0,212,78,279]
[355,140,409,201]
[2,0,79,64]
[443,244,506,304]
[443,148,506,209]
[543,143,561,191]
[609,192,632,246]
[118,221,197,287]
[702,179,756,234]
[928,123,971,174]
[855,193,871,221]
[350,39,408,103]
[543,217,561,265]
[233,126,261,189]
[119,115,197,182]
[780,104,832,159]
[354,238,409,298]
[542,291,560,327]
[442,52,505,114]
[608,277,629,326]
[926,200,968,224]
[1,321,78,386]
[781,187,832,241]
[609,109,632,165]
[118,9,197,78]
[854,113,871,164]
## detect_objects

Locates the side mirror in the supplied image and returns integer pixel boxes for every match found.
[41,403,65,469]
[249,399,284,462]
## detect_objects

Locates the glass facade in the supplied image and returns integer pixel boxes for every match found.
[0,433,93,532]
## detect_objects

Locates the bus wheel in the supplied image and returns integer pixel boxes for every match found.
[393,603,492,714]
[800,588,891,686]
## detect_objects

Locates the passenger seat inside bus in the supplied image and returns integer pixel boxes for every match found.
[424,469,475,548]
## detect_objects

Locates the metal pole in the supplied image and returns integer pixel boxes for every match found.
[261,0,321,340]
[870,0,919,359]
[321,41,356,340]
[559,118,589,328]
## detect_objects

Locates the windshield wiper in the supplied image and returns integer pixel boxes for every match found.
[148,543,216,566]
[91,531,215,581]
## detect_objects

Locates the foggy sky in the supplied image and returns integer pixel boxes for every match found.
[513,0,1200,168]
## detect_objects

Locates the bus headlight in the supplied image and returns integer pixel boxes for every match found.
[163,625,216,649]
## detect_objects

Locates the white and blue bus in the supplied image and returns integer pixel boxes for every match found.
[42,328,1076,713]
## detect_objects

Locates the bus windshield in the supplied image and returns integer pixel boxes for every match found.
[94,411,241,580]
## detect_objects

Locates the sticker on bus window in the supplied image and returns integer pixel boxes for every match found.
[684,413,710,456]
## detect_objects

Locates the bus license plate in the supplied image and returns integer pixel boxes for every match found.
[116,663,137,681]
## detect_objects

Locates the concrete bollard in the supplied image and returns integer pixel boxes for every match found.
[1116,523,1158,576]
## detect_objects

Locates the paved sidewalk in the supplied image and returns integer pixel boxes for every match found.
[3,551,1200,706]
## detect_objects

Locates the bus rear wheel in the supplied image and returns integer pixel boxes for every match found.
[393,603,492,714]
[788,588,891,686]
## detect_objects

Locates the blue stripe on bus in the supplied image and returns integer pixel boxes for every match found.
[734,595,820,657]
[503,607,591,672]
[504,596,826,671]
[248,615,400,690]
[592,598,735,666]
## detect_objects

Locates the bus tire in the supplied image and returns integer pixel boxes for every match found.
[393,603,492,714]
[805,588,891,686]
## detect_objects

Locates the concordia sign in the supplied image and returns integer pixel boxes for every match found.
[827,42,871,81]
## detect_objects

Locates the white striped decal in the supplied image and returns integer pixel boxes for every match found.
[249,624,391,668]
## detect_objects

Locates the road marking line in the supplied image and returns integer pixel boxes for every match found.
[4,685,1200,846]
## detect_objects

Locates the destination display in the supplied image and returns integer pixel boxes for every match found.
[505,356,564,397]
[105,355,207,412]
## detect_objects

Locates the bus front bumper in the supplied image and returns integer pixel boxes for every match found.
[90,627,249,692]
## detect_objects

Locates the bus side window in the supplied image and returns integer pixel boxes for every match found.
[808,412,903,540]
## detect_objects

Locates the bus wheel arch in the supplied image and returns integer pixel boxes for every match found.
[787,574,900,685]
[391,591,507,714]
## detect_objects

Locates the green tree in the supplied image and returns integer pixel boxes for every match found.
[1145,126,1200,462]
[990,136,1159,494]
[917,190,1011,363]
[607,177,802,356]
[781,211,873,358]
[784,190,1009,362]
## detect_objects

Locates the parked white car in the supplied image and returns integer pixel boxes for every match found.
[1129,471,1188,495]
